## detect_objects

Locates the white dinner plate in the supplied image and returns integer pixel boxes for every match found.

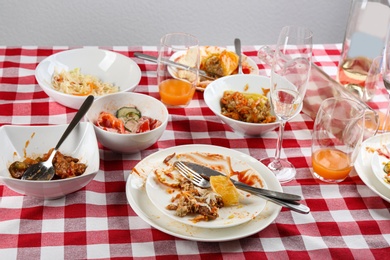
[370,148,390,191]
[144,154,267,229]
[354,133,390,202]
[126,144,282,242]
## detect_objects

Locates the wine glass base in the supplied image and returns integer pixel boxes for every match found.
[260,157,296,183]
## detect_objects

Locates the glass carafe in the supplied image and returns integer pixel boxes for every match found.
[338,0,390,101]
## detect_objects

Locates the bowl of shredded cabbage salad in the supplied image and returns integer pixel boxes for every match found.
[35,48,142,109]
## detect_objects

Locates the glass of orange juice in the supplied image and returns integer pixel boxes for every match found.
[157,33,199,107]
[311,97,365,183]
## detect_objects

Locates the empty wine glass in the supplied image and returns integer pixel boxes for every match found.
[381,27,390,131]
[260,26,313,183]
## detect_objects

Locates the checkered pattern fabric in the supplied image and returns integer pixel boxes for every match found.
[0,45,389,259]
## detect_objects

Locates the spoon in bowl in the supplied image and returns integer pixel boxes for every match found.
[21,95,95,181]
[234,38,243,74]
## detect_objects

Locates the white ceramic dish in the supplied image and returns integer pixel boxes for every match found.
[370,147,390,192]
[86,92,168,154]
[0,123,100,199]
[204,74,282,136]
[354,133,390,202]
[126,144,282,242]
[35,48,142,109]
[145,157,267,229]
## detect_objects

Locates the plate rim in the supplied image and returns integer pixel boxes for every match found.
[125,144,282,242]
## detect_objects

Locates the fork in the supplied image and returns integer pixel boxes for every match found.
[174,161,310,214]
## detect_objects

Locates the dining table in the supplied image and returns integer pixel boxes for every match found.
[0,44,389,260]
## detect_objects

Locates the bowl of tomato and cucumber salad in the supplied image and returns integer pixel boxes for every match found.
[86,92,168,153]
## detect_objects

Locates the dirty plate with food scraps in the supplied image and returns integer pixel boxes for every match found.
[370,146,390,192]
[126,144,282,242]
[145,155,267,229]
[169,46,259,91]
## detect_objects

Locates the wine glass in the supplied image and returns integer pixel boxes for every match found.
[157,32,199,107]
[260,26,313,183]
[381,27,390,131]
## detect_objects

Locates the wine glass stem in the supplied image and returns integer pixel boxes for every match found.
[273,120,287,169]
[383,93,390,131]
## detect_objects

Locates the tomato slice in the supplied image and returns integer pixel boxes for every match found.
[242,66,251,74]
[149,118,162,130]
[136,119,150,133]
[96,112,125,133]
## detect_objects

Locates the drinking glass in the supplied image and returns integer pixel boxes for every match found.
[311,97,365,183]
[260,26,313,183]
[381,27,390,131]
[157,33,199,107]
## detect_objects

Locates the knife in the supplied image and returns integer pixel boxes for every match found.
[180,161,310,214]
[181,161,302,201]
[133,52,215,80]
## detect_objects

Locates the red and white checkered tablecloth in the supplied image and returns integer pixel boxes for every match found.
[0,45,389,259]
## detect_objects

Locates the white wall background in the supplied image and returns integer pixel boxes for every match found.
[0,0,351,46]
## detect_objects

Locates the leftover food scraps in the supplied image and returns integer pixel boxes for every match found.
[220,90,276,123]
[9,148,87,180]
[382,161,390,184]
[176,46,254,90]
[166,179,224,222]
[96,106,162,134]
[151,152,260,222]
[52,67,119,96]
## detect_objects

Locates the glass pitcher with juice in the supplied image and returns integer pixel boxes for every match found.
[338,0,390,101]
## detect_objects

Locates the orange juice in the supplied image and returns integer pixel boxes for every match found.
[312,148,352,181]
[378,111,390,131]
[159,79,195,106]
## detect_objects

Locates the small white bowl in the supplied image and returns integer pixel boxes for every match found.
[35,48,142,109]
[0,123,100,199]
[86,92,169,153]
[204,74,280,136]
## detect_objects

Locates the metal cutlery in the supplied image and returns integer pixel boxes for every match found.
[234,38,243,74]
[179,161,301,201]
[174,161,310,214]
[133,52,215,80]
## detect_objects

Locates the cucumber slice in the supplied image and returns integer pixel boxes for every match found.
[116,106,141,121]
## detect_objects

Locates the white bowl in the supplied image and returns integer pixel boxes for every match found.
[0,122,100,199]
[86,92,169,153]
[35,48,142,109]
[204,74,280,136]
